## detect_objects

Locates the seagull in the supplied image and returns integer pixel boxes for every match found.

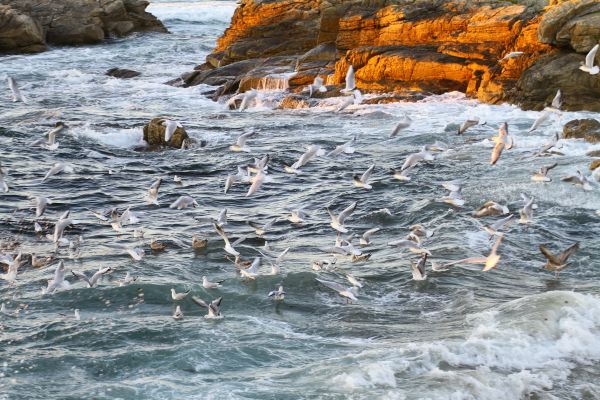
[336,90,362,112]
[443,234,504,272]
[342,65,356,92]
[248,217,277,236]
[327,137,356,157]
[171,288,191,301]
[360,227,381,246]
[49,210,75,243]
[34,222,43,233]
[197,208,228,227]
[285,145,324,173]
[33,196,52,218]
[224,175,236,193]
[0,252,22,282]
[561,170,593,191]
[411,253,428,281]
[191,296,223,318]
[173,305,184,320]
[169,195,199,209]
[539,243,579,277]
[458,117,481,135]
[391,165,414,182]
[440,180,465,207]
[287,209,308,224]
[390,114,413,137]
[202,276,223,289]
[33,122,66,150]
[42,162,72,183]
[312,258,337,271]
[473,201,509,217]
[240,257,261,280]
[528,111,551,133]
[44,261,70,293]
[214,223,245,256]
[531,162,557,182]
[346,274,363,288]
[307,76,327,97]
[71,267,113,288]
[499,51,525,62]
[353,164,375,190]
[150,239,167,251]
[490,122,512,165]
[0,163,8,192]
[173,175,182,184]
[239,89,258,111]
[388,238,430,255]
[118,272,139,286]
[229,130,256,152]
[327,201,357,233]
[31,254,54,268]
[144,178,162,205]
[268,285,286,301]
[7,76,26,102]
[160,119,182,142]
[191,234,208,249]
[316,278,359,303]
[579,44,599,75]
[246,170,269,196]
[401,148,434,171]
[548,89,562,111]
[74,309,80,320]
[475,214,514,238]
[518,193,537,224]
[409,224,434,239]
[126,247,145,261]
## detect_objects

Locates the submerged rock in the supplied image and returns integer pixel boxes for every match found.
[0,0,167,53]
[562,119,600,143]
[143,118,189,149]
[106,68,141,79]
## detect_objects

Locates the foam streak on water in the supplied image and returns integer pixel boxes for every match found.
[1,1,600,399]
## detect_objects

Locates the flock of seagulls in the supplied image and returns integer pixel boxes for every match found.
[1,42,598,320]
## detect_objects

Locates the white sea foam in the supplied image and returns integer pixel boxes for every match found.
[148,1,237,23]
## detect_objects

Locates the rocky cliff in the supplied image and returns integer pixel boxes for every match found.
[0,0,166,54]
[179,0,600,111]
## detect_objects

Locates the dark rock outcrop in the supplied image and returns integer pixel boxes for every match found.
[143,118,189,149]
[0,5,46,53]
[0,0,167,53]
[562,119,600,143]
[106,68,141,79]
[178,0,600,111]
[589,159,600,171]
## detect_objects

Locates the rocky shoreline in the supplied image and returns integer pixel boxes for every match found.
[177,0,600,111]
[0,0,166,54]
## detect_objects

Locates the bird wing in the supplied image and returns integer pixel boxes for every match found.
[443,257,487,267]
[558,243,579,264]
[236,131,254,147]
[316,278,346,294]
[71,270,91,286]
[362,227,381,240]
[540,162,558,175]
[551,89,562,109]
[345,66,355,91]
[213,223,231,246]
[360,164,375,183]
[539,245,562,265]
[585,44,599,68]
[191,296,209,308]
[231,235,246,247]
[211,297,223,308]
[338,201,357,224]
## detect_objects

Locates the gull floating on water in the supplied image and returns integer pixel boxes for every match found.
[191,234,208,249]
[191,296,223,318]
[353,164,374,190]
[173,305,184,320]
[287,208,308,224]
[171,288,191,301]
[539,243,579,277]
[202,276,223,289]
[31,253,54,268]
[72,267,113,288]
[312,258,337,271]
[579,44,599,75]
[169,195,199,209]
[268,285,286,301]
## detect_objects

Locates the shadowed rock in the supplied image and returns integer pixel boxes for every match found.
[563,119,600,143]
[106,68,141,79]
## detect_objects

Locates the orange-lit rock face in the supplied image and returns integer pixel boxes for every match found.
[184,0,600,111]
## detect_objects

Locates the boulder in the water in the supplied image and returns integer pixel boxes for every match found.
[562,119,600,143]
[106,68,141,79]
[589,159,600,171]
[143,118,189,149]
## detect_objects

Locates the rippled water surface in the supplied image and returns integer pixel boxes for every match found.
[1,1,600,399]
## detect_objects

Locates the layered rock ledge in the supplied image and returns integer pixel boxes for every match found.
[0,0,166,54]
[178,0,600,111]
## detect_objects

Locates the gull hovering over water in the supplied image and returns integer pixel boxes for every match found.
[192,296,223,318]
[490,122,513,165]
[144,178,162,205]
[42,162,73,183]
[32,122,66,150]
[443,234,504,272]
[160,119,182,142]
[499,51,525,62]
[411,253,428,281]
[229,130,256,152]
[118,272,139,286]
[214,223,245,256]
[7,76,26,103]
[327,201,357,233]
[0,252,22,282]
[327,137,356,157]
[32,196,52,218]
[48,210,76,244]
[391,165,414,182]
[440,180,465,207]
[539,243,579,277]
[336,90,362,112]
[360,227,381,246]
[561,170,593,191]
[474,214,513,238]
[316,278,359,303]
[239,257,261,280]
[528,91,561,133]
[285,144,324,173]
[239,89,258,111]
[0,163,8,192]
[307,76,327,97]
[248,217,277,236]
[458,117,482,135]
[196,208,228,227]
[401,148,434,171]
[287,208,308,224]
[71,267,113,288]
[44,261,70,294]
[390,114,412,137]
[126,247,145,261]
[531,162,557,182]
[518,193,537,224]
[579,44,599,75]
[341,65,356,93]
[353,164,374,190]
